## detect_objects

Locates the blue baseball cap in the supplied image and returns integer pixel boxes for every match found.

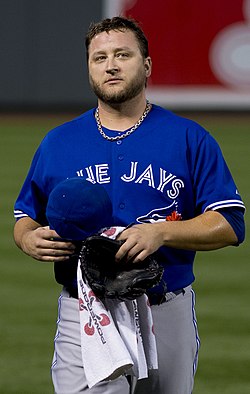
[46,177,113,241]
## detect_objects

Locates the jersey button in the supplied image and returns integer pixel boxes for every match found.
[116,140,122,145]
[119,203,125,209]
[118,155,124,160]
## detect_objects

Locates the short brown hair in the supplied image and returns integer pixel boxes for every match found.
[85,16,149,60]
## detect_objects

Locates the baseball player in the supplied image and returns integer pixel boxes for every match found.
[14,16,245,394]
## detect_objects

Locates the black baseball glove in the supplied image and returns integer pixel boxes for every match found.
[79,235,164,301]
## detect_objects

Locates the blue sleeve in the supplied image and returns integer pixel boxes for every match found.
[218,207,245,245]
[14,144,48,225]
[192,132,245,213]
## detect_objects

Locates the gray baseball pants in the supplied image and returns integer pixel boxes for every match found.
[51,285,200,394]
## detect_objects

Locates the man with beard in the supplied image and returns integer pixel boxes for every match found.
[14,16,245,394]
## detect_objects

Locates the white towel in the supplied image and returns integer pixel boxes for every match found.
[105,295,158,379]
[136,295,158,370]
[77,264,133,388]
[77,226,158,388]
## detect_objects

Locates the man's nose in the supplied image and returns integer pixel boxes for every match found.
[106,67,119,75]
[106,57,119,74]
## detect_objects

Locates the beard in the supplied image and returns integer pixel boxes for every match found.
[89,71,147,104]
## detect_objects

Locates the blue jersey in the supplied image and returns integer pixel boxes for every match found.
[14,104,245,292]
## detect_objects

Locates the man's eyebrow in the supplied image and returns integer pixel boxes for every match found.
[91,50,106,56]
[92,46,134,55]
[114,46,134,52]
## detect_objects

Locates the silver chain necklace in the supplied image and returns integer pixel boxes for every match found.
[95,101,152,141]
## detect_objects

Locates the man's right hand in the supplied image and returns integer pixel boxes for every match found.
[14,217,76,262]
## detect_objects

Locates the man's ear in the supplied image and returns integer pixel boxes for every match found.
[144,57,152,77]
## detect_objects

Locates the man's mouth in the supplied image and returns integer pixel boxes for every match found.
[105,78,123,84]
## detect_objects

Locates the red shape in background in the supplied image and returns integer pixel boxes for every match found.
[123,0,245,85]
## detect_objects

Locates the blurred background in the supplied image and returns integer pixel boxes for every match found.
[1,1,249,393]
[1,0,250,111]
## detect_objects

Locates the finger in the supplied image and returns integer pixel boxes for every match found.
[40,227,59,238]
[38,254,72,263]
[132,250,149,263]
[115,239,136,261]
[116,232,128,242]
[116,225,139,239]
[124,243,144,262]
[41,227,72,242]
[46,246,76,257]
[116,242,145,263]
[37,247,75,261]
[41,237,76,251]
[51,240,76,251]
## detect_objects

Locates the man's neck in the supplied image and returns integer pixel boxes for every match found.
[97,96,148,131]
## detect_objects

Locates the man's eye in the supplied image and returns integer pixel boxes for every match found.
[116,52,129,58]
[95,55,106,62]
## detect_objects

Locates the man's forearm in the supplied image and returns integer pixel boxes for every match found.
[14,217,41,251]
[116,210,238,263]
[159,210,238,251]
